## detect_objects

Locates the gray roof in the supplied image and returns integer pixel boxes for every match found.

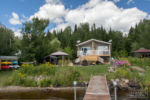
[50,51,69,56]
[76,39,111,46]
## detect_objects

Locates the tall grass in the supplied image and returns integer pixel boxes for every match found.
[2,64,109,87]
[128,57,150,68]
[0,71,13,86]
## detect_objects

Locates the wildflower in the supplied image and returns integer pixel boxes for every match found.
[18,72,25,78]
[115,60,131,67]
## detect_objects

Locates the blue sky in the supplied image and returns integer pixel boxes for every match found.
[0,0,150,36]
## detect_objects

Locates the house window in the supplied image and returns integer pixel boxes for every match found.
[81,47,91,55]
[98,46,108,51]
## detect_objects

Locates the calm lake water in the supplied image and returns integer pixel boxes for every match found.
[0,88,85,100]
[0,88,148,100]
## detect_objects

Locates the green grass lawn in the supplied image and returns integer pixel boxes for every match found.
[0,70,13,86]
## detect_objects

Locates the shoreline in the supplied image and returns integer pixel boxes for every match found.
[0,86,86,92]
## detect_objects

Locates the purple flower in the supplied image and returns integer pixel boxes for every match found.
[115,60,131,66]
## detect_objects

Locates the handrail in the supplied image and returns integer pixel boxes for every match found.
[77,50,110,56]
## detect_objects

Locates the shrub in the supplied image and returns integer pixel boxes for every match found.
[141,68,150,86]
[128,57,150,68]
[5,71,37,87]
[115,67,131,79]
[68,70,80,82]
[51,67,81,86]
[19,64,56,76]
[107,67,141,81]
[40,78,51,87]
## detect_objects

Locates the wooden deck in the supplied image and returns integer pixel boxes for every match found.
[84,76,111,100]
[84,55,99,62]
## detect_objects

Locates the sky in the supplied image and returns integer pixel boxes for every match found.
[0,0,150,37]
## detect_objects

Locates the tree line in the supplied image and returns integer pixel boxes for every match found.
[0,18,150,63]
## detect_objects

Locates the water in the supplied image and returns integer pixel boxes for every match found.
[110,90,148,100]
[0,88,85,100]
[0,88,148,100]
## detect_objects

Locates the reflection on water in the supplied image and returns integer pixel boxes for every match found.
[0,88,148,100]
[110,89,148,100]
[0,88,85,100]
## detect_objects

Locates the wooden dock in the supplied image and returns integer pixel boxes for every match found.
[84,76,111,100]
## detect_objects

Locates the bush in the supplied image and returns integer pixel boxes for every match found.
[128,57,150,68]
[19,64,56,76]
[68,70,80,82]
[40,78,51,87]
[107,67,140,81]
[51,67,81,86]
[115,67,131,79]
[141,68,150,86]
[5,71,37,87]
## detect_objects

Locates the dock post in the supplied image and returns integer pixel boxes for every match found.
[113,81,117,100]
[73,81,77,100]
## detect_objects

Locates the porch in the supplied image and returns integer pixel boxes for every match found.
[77,50,111,56]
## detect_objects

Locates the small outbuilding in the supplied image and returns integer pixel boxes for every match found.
[132,48,150,58]
[44,51,69,66]
[51,51,69,66]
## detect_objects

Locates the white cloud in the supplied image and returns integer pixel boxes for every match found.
[113,0,120,3]
[45,0,61,4]
[53,18,64,24]
[22,14,27,19]
[9,12,21,25]
[29,3,66,22]
[65,0,147,34]
[51,23,68,32]
[11,27,22,38]
[14,29,22,38]
[29,0,147,34]
[148,15,150,19]
[127,0,134,5]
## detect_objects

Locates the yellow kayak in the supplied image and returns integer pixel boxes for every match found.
[0,62,12,64]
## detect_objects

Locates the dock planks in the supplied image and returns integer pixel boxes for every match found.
[84,76,111,100]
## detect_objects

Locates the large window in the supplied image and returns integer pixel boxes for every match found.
[98,46,108,51]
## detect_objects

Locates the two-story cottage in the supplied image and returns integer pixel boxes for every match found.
[76,39,111,64]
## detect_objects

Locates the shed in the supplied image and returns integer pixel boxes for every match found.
[132,48,150,58]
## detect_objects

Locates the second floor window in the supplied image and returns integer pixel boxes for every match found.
[81,47,91,55]
[98,46,108,51]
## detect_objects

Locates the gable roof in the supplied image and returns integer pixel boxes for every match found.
[76,39,111,46]
[133,48,150,53]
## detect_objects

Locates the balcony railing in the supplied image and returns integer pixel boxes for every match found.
[77,50,110,56]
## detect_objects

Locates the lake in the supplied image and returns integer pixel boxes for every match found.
[0,87,148,100]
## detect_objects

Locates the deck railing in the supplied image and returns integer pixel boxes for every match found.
[77,50,110,56]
